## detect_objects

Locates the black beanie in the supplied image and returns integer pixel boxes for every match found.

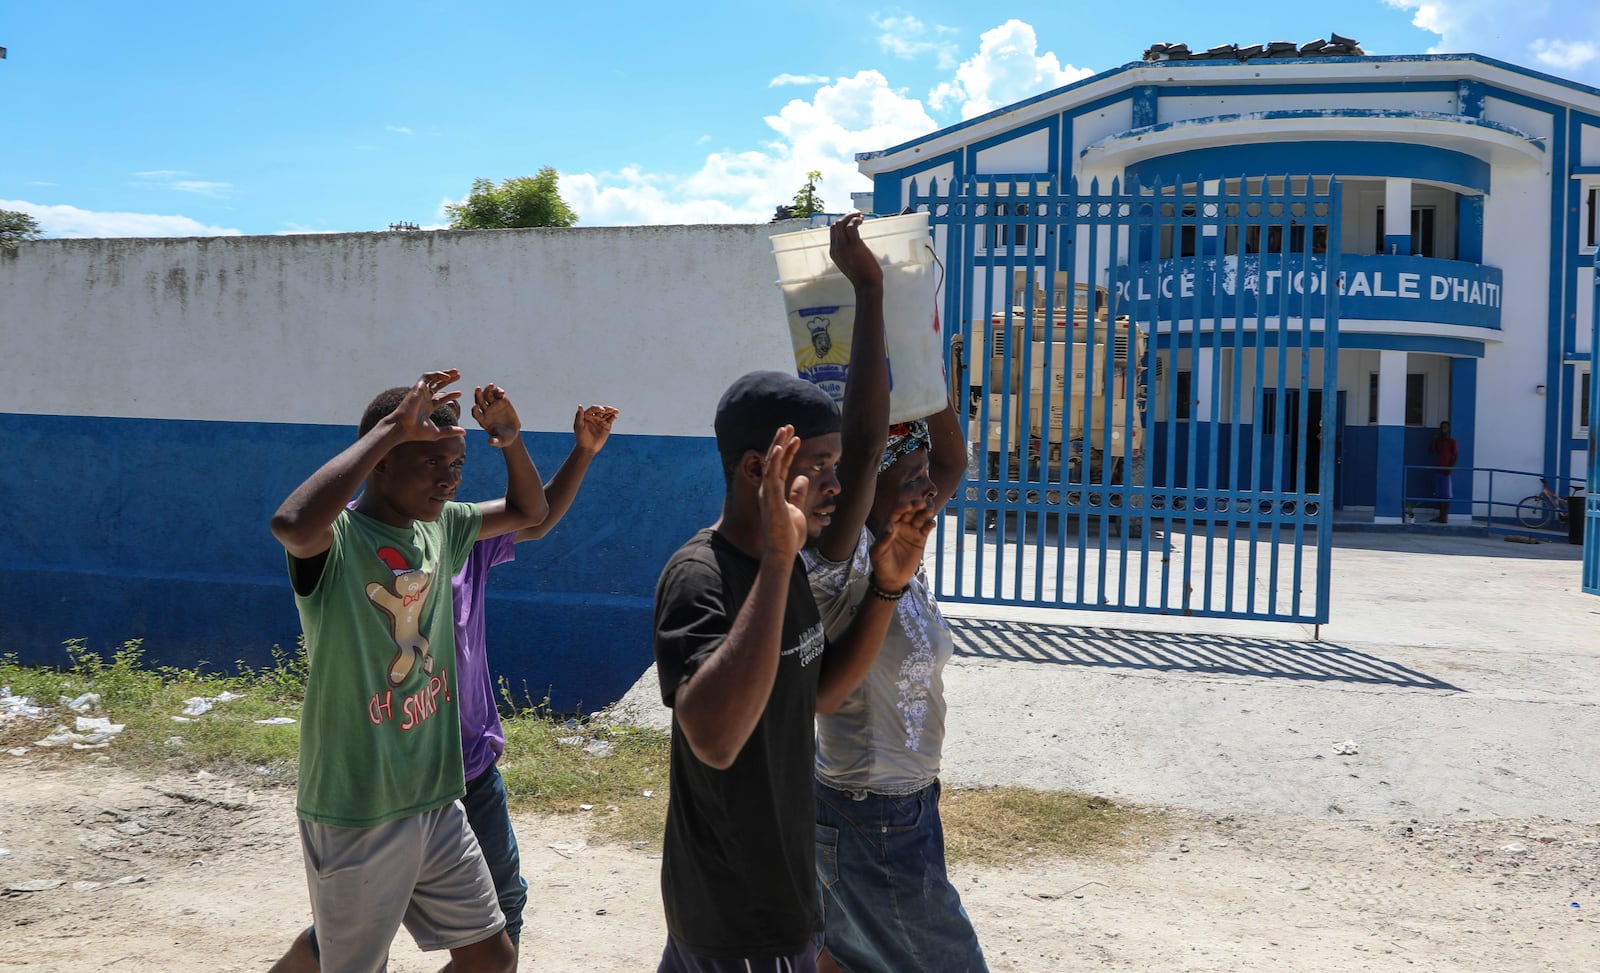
[714,370,841,460]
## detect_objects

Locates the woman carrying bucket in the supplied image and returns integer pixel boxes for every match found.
[802,397,985,973]
[779,213,987,972]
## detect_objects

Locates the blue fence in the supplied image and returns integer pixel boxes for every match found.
[1586,262,1599,595]
[920,175,1341,624]
[1401,464,1583,532]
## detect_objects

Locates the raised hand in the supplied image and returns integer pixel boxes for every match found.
[389,369,465,442]
[759,425,808,560]
[828,211,883,290]
[471,383,523,449]
[866,501,936,592]
[573,405,619,454]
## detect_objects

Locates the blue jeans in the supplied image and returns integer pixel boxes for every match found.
[814,779,988,973]
[462,764,528,946]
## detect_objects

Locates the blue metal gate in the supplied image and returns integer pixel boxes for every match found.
[920,176,1342,624]
[1585,261,1600,596]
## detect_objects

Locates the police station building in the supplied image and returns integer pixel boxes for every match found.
[856,43,1599,525]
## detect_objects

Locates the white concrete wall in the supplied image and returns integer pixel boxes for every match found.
[1582,123,1600,161]
[1,224,803,434]
[1069,100,1133,164]
[975,128,1050,174]
[1473,114,1553,478]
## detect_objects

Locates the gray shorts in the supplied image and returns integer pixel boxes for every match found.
[299,801,505,973]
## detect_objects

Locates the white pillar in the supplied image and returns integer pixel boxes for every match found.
[1377,350,1408,426]
[1375,349,1409,522]
[1383,178,1413,254]
[1194,345,1218,421]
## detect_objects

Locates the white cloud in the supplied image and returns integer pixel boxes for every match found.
[555,70,937,225]
[171,180,233,197]
[927,19,1095,120]
[875,14,960,69]
[1384,0,1600,83]
[770,74,831,87]
[1530,38,1599,71]
[530,19,1110,226]
[131,170,232,197]
[386,125,415,135]
[0,199,242,238]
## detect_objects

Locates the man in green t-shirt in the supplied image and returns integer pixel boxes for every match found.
[269,369,548,973]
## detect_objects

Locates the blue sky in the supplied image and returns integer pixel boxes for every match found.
[3,0,1598,237]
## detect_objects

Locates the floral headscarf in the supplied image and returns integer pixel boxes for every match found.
[878,419,930,474]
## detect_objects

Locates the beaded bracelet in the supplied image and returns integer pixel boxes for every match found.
[867,577,909,602]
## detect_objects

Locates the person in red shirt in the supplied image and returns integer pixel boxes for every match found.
[1430,420,1459,524]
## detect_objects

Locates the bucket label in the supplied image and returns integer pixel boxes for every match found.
[792,304,853,402]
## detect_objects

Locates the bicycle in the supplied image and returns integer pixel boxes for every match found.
[1515,477,1569,530]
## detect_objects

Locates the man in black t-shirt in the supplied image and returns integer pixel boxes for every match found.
[652,215,936,972]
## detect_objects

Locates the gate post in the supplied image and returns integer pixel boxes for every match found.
[1585,259,1600,595]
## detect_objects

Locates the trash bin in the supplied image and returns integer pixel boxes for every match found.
[1570,490,1586,546]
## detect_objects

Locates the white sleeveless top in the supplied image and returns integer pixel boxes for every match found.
[804,529,953,795]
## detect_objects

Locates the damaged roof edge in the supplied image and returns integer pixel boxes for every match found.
[855,52,1600,168]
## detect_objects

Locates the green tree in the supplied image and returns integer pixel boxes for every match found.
[790,170,825,219]
[0,209,42,246]
[444,169,577,229]
[772,170,827,222]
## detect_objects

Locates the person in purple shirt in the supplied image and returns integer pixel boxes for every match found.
[273,402,619,973]
[448,402,617,963]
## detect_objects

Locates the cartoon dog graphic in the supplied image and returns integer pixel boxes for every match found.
[366,546,435,686]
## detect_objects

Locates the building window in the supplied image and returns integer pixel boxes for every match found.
[1227,222,1328,256]
[1374,206,1437,256]
[1174,369,1193,420]
[977,200,1035,252]
[1367,373,1379,424]
[1579,367,1592,436]
[1160,205,1198,259]
[987,201,1035,252]
[1405,373,1426,426]
[1583,185,1599,254]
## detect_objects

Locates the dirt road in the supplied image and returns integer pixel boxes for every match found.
[3,760,1594,972]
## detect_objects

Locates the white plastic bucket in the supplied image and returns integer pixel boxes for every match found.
[771,213,947,424]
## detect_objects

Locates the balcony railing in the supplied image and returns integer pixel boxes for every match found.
[1401,465,1582,531]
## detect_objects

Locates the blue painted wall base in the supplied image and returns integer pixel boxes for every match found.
[0,413,722,713]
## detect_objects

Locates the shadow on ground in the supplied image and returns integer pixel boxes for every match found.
[948,618,1461,690]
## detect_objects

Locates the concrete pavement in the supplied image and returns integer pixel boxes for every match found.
[936,530,1598,820]
[614,530,1599,821]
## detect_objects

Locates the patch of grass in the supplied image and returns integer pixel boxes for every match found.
[497,706,671,850]
[2,647,1156,866]
[941,784,1164,866]
[0,639,304,779]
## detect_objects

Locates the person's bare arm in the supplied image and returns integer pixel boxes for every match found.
[515,406,618,542]
[816,502,936,713]
[817,212,890,562]
[926,401,967,512]
[674,427,808,770]
[270,370,464,559]
[470,383,551,539]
